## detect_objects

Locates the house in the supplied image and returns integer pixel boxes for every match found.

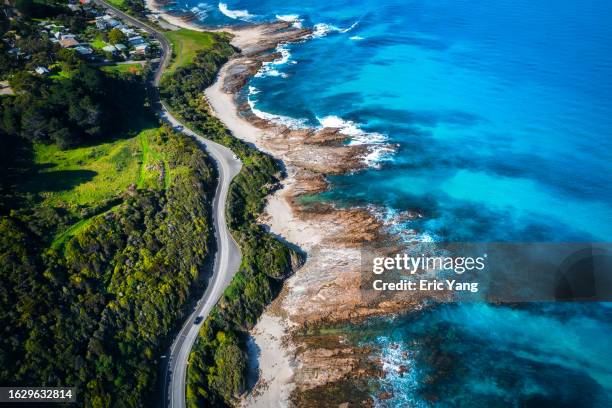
[102,45,117,53]
[75,46,93,55]
[60,37,79,48]
[128,36,145,46]
[120,27,135,36]
[101,15,121,28]
[114,44,127,52]
[35,66,50,75]
[95,18,107,30]
[133,43,149,54]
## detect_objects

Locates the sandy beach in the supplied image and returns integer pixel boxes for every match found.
[203,21,422,404]
[147,1,418,403]
[144,0,205,31]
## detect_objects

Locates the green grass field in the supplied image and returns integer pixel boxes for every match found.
[101,63,144,75]
[25,137,143,210]
[137,129,170,190]
[22,128,184,249]
[105,0,126,9]
[165,29,218,75]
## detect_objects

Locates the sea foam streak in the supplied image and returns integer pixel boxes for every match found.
[311,21,359,38]
[190,3,212,19]
[276,14,303,28]
[247,86,308,129]
[317,115,394,167]
[218,2,255,21]
[255,44,291,78]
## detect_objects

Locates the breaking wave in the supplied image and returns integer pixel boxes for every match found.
[218,2,255,21]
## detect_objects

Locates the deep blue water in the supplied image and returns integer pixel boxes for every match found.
[177,0,612,405]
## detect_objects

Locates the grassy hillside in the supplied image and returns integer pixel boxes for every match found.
[165,29,228,75]
[25,138,142,209]
[101,63,144,75]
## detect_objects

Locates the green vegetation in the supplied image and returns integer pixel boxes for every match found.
[105,0,126,9]
[165,29,228,75]
[0,125,217,407]
[108,28,127,45]
[0,9,218,407]
[90,37,107,50]
[24,138,142,209]
[100,62,144,75]
[161,31,303,407]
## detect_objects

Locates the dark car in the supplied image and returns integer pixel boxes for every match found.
[194,316,203,324]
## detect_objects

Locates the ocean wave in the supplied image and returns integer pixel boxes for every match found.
[317,115,386,144]
[190,2,212,20]
[373,336,427,408]
[317,115,394,167]
[255,44,291,78]
[349,35,365,41]
[311,21,359,38]
[247,87,308,129]
[276,14,303,28]
[367,205,434,243]
[218,2,255,21]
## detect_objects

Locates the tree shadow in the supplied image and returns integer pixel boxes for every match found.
[21,167,98,194]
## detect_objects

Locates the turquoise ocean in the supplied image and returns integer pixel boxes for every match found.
[172,0,612,405]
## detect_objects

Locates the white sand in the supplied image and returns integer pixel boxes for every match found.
[203,30,309,408]
[242,315,295,407]
[144,0,205,31]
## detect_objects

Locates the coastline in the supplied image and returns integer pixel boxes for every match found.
[203,22,425,405]
[148,2,422,404]
[144,0,205,31]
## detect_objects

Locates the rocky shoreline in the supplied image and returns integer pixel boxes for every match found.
[144,5,425,404]
[197,22,431,406]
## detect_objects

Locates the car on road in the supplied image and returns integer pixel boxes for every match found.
[194,316,203,324]
[175,125,183,131]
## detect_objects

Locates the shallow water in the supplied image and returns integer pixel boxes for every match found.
[179,0,612,404]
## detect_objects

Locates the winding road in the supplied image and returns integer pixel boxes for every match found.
[94,2,243,407]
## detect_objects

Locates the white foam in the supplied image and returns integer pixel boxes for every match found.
[317,115,395,167]
[311,21,359,38]
[255,44,292,78]
[247,86,308,129]
[367,205,434,243]
[276,14,303,28]
[317,115,385,144]
[350,35,365,41]
[190,2,212,19]
[218,2,255,21]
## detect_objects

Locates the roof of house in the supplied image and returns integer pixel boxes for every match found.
[75,46,93,55]
[102,45,117,52]
[35,66,49,75]
[114,44,127,51]
[59,38,79,48]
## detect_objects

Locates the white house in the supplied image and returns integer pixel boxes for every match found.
[35,66,50,75]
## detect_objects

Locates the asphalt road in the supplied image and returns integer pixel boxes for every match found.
[160,108,242,408]
[94,2,243,407]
